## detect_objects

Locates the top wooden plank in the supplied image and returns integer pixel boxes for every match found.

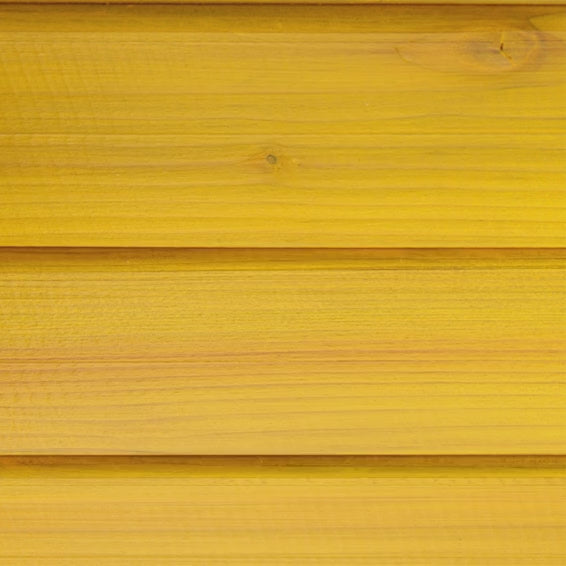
[1,5,565,247]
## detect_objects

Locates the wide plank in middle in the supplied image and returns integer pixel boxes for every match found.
[1,249,564,454]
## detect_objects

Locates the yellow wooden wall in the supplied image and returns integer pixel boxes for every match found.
[0,3,565,563]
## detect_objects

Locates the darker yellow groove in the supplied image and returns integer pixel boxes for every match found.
[1,247,565,271]
[1,455,566,480]
[2,455,566,472]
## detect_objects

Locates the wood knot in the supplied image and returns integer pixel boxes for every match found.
[466,30,540,72]
[397,29,541,74]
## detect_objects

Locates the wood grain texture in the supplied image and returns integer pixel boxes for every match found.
[1,456,565,564]
[1,248,564,455]
[1,5,565,247]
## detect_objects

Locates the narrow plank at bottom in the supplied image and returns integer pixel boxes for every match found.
[1,248,565,454]
[1,456,565,564]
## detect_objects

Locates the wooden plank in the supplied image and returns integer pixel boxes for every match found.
[1,5,565,247]
[1,248,564,455]
[1,456,565,564]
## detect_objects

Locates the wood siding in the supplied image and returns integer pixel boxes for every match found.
[1,3,565,564]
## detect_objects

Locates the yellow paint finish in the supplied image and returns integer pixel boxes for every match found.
[1,456,565,564]
[1,249,564,455]
[1,5,565,247]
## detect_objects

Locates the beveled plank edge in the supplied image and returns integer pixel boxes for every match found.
[1,247,565,272]
[1,455,565,478]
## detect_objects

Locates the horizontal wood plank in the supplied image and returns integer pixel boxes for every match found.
[1,456,565,564]
[1,248,564,455]
[1,5,565,247]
